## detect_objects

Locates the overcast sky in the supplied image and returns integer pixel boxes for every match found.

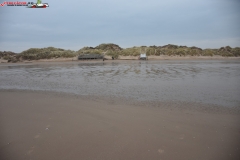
[0,0,239,52]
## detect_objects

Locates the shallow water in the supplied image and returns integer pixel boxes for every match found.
[0,60,240,107]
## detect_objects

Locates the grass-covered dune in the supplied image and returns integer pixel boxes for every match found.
[77,43,122,59]
[1,44,240,62]
[0,51,18,62]
[1,47,77,62]
[19,47,77,60]
[78,43,240,58]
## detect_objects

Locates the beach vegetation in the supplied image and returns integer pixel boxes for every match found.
[1,44,240,62]
[18,47,77,60]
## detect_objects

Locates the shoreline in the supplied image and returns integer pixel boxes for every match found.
[1,90,240,160]
[1,89,240,115]
[1,55,240,64]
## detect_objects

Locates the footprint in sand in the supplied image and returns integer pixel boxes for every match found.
[158,149,165,154]
[45,124,51,130]
[179,134,185,140]
[34,135,40,139]
[27,146,35,155]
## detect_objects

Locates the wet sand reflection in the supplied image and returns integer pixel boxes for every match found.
[0,60,239,107]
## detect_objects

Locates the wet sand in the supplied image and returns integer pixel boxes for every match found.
[1,60,240,107]
[0,90,240,160]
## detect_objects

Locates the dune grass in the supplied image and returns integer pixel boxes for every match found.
[18,47,77,60]
[1,44,240,62]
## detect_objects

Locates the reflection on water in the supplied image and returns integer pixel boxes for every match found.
[0,60,240,107]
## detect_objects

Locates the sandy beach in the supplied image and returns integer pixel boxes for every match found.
[0,90,240,160]
[1,55,240,64]
[0,59,240,160]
